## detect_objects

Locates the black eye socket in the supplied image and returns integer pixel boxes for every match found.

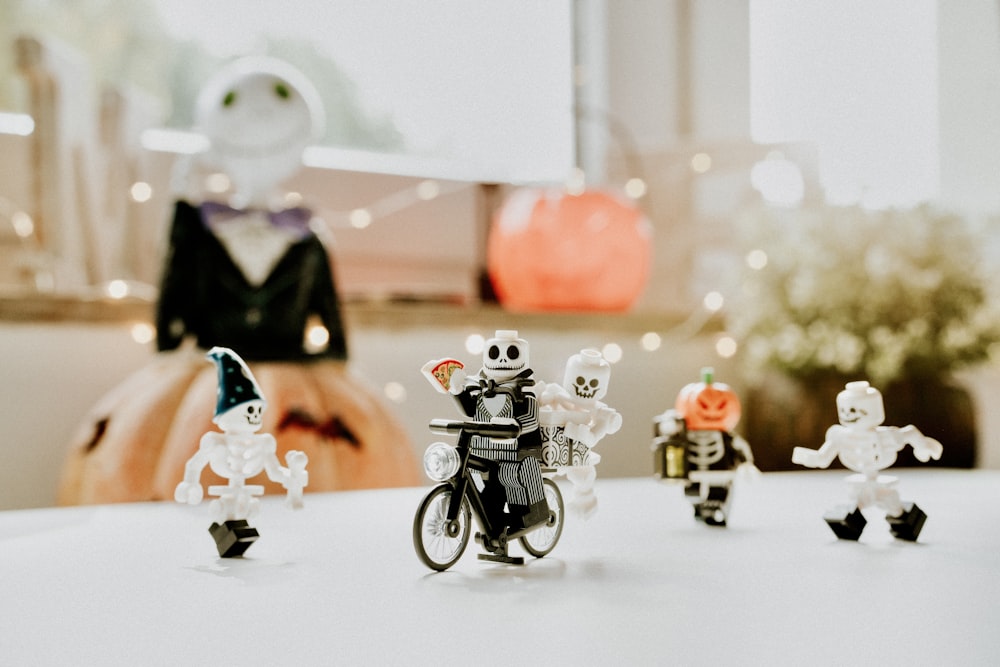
[576,376,586,386]
[222,90,237,107]
[590,379,599,388]
[274,82,290,99]
[507,345,520,360]
[488,345,500,360]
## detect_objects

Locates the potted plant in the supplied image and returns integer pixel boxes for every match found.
[728,203,1000,469]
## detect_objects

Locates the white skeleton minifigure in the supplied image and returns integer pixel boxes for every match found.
[792,380,943,541]
[175,347,308,556]
[538,349,622,518]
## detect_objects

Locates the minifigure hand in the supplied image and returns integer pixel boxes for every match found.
[654,410,682,437]
[284,451,308,509]
[915,437,944,463]
[736,462,762,482]
[174,481,203,505]
[605,411,623,435]
[448,368,468,394]
[791,447,817,468]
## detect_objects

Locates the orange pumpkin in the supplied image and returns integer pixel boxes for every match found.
[675,367,742,432]
[487,188,652,311]
[57,351,420,505]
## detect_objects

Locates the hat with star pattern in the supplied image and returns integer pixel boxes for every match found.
[206,346,265,420]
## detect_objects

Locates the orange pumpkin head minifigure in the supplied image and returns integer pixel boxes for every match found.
[675,367,741,432]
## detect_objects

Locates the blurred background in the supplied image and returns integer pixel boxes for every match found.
[2,0,1000,509]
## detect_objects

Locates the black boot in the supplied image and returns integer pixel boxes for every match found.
[209,520,259,557]
[886,503,927,541]
[823,506,867,541]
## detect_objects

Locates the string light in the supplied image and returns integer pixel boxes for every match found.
[746,249,768,270]
[715,335,738,358]
[106,279,129,299]
[129,181,153,203]
[601,342,623,364]
[465,333,485,355]
[703,291,724,312]
[624,177,647,199]
[384,381,407,403]
[130,322,155,344]
[566,167,586,196]
[691,152,712,174]
[349,208,373,229]
[640,331,662,352]
[11,210,34,238]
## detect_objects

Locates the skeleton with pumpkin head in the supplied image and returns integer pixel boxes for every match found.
[652,367,757,526]
[538,349,622,517]
[445,330,550,533]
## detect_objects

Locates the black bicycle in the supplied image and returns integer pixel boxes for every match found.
[413,418,564,571]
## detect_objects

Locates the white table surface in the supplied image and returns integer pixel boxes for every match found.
[2,470,998,666]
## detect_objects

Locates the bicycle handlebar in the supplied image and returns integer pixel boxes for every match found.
[428,418,521,439]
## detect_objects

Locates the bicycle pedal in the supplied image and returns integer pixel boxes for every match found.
[478,553,525,565]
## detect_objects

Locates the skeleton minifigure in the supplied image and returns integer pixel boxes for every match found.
[652,368,757,526]
[175,347,308,557]
[792,380,942,541]
[445,330,550,535]
[538,349,622,517]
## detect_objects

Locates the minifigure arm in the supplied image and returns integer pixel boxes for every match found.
[570,404,622,448]
[732,434,755,466]
[156,201,200,351]
[174,432,216,504]
[791,426,843,469]
[890,425,944,463]
[261,434,309,509]
[732,434,762,481]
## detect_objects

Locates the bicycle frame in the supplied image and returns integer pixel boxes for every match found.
[429,419,539,543]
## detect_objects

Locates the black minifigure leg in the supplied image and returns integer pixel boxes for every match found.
[475,531,524,565]
[209,520,259,558]
[886,502,927,541]
[689,484,729,527]
[823,506,867,541]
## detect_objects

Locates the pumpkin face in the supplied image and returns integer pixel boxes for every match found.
[58,352,420,505]
[487,188,652,312]
[675,368,741,432]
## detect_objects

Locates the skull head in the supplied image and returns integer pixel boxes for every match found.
[215,399,266,434]
[482,330,529,381]
[562,349,610,406]
[196,57,323,202]
[836,381,885,431]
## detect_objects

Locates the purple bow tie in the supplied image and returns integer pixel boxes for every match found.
[200,201,314,240]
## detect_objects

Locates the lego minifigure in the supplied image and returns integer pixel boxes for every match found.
[431,330,549,535]
[792,380,942,541]
[538,349,622,517]
[175,347,308,557]
[652,367,757,526]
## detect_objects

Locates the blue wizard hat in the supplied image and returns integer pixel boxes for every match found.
[207,346,266,420]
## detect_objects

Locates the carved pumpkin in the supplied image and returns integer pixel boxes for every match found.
[675,367,742,432]
[57,352,419,505]
[487,188,652,312]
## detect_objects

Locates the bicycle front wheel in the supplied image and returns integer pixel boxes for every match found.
[413,484,471,571]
